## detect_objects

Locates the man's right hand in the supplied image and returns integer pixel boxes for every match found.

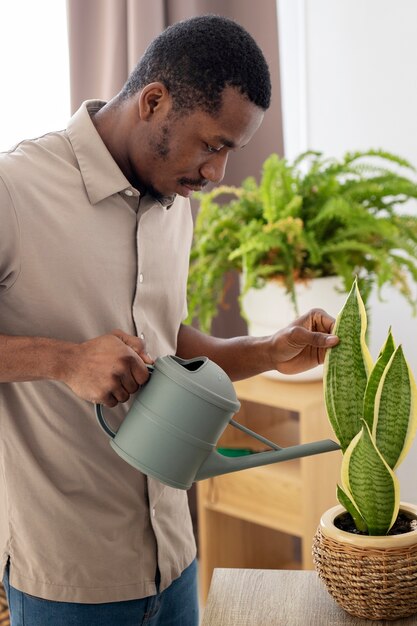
[62,330,154,407]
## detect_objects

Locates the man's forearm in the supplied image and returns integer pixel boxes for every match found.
[0,331,153,406]
[176,310,338,381]
[175,324,273,381]
[0,334,74,383]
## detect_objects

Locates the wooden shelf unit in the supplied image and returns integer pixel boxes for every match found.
[197,374,342,600]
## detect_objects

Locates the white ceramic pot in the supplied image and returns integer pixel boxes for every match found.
[240,276,347,382]
[313,503,417,620]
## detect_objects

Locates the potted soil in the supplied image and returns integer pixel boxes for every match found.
[312,279,417,620]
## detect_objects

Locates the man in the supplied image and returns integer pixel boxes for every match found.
[0,14,338,626]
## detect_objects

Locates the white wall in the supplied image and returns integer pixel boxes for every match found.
[0,1,70,151]
[277,0,417,500]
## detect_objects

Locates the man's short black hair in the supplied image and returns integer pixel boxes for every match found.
[120,14,271,114]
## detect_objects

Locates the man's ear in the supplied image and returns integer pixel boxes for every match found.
[138,82,171,121]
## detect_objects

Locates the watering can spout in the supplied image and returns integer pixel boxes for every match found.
[195,439,340,481]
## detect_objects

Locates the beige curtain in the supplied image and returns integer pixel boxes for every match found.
[67,0,164,112]
[66,0,283,337]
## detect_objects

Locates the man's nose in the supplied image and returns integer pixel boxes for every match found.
[200,152,229,184]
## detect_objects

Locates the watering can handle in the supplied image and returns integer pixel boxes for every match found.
[95,364,154,438]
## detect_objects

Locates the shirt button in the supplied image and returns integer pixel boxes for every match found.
[139,273,144,283]
[152,508,156,518]
[124,189,133,196]
[140,333,145,341]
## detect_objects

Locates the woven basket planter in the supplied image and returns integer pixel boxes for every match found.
[312,503,417,621]
[0,583,9,626]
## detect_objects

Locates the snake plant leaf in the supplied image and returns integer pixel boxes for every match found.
[336,484,368,532]
[324,278,373,451]
[341,422,399,535]
[373,345,417,470]
[362,329,395,431]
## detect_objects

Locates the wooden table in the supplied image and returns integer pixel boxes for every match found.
[201,569,417,625]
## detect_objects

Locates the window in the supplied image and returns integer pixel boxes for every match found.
[0,1,70,152]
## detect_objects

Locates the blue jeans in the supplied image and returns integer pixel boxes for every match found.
[2,559,199,626]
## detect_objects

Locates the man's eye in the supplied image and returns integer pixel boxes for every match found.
[206,144,221,154]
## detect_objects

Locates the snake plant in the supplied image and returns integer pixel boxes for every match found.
[324,279,417,535]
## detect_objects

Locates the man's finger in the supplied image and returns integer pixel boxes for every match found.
[111,329,154,363]
[287,325,339,348]
[295,308,336,334]
[130,356,152,386]
[101,392,119,408]
[111,386,130,404]
[119,371,140,395]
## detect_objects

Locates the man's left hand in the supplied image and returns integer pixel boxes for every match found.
[269,308,339,375]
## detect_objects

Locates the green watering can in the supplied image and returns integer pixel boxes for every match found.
[95,355,340,490]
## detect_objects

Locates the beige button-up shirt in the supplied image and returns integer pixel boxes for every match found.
[0,101,196,602]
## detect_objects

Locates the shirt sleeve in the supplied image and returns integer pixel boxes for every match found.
[0,174,21,292]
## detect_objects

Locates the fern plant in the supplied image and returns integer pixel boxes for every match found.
[187,150,417,332]
[324,279,417,535]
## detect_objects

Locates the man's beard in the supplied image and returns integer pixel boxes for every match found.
[147,118,207,198]
[146,123,172,200]
[153,122,171,160]
[146,183,166,202]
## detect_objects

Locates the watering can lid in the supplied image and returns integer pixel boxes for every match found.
[155,355,241,412]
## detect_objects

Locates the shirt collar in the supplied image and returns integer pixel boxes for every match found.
[67,100,131,205]
[66,100,176,210]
